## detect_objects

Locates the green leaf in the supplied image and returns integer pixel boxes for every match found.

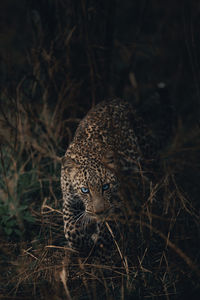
[14,229,22,236]
[18,205,28,212]
[4,227,13,235]
[23,214,35,223]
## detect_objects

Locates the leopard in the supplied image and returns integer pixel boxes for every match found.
[61,98,158,262]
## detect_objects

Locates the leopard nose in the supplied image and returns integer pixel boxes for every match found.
[94,208,104,215]
[93,197,105,214]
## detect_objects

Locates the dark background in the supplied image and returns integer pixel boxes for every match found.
[1,0,200,122]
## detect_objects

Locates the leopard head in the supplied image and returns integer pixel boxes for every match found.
[61,151,120,220]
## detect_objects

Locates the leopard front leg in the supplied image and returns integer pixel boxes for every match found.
[63,197,98,255]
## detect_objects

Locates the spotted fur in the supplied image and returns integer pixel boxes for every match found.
[61,98,157,259]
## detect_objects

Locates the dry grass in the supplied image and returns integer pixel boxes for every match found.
[0,81,200,299]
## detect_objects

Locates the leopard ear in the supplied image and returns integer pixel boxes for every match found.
[61,155,77,172]
[102,150,116,170]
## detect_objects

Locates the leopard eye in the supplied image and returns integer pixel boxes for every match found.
[81,187,89,194]
[102,183,110,191]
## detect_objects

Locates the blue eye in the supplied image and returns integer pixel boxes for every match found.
[81,187,89,194]
[102,183,110,191]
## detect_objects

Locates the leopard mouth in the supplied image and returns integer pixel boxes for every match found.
[85,210,96,217]
[85,208,112,220]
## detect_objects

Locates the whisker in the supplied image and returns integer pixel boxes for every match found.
[74,211,85,225]
[82,212,93,228]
